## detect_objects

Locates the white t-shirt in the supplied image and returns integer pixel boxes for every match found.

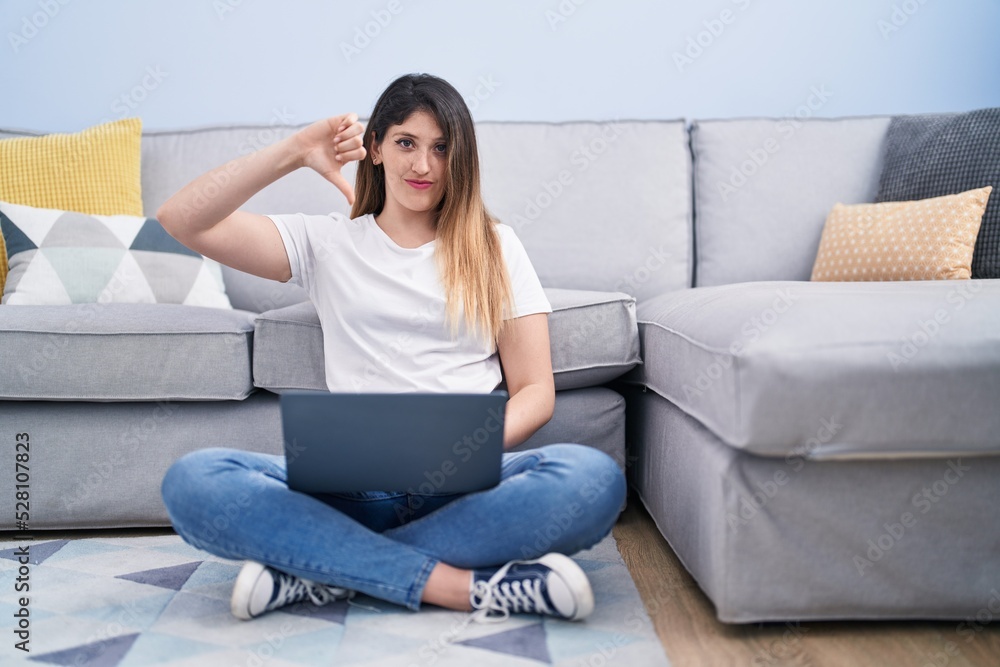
[267,212,552,394]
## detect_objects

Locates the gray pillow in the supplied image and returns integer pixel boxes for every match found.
[875,108,1000,278]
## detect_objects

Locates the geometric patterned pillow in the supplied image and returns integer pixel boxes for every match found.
[0,199,231,308]
[810,186,992,282]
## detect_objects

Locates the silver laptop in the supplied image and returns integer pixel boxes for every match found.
[280,390,507,494]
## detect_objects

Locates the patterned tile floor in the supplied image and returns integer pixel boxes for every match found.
[0,533,670,666]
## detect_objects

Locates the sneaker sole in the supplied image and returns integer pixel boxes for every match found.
[231,560,268,621]
[533,553,595,621]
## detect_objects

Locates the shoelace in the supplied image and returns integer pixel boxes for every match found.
[469,561,551,623]
[432,562,552,647]
[271,571,351,610]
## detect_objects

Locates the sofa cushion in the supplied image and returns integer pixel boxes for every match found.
[691,116,892,287]
[625,279,1000,458]
[876,108,1000,279]
[810,186,992,282]
[253,288,640,392]
[476,121,692,301]
[0,304,255,401]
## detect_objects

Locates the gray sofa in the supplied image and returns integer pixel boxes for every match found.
[617,116,1000,623]
[2,115,998,624]
[0,119,655,529]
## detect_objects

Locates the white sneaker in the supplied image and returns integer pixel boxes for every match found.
[230,561,353,620]
[470,553,594,622]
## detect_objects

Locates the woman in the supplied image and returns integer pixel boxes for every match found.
[159,73,626,624]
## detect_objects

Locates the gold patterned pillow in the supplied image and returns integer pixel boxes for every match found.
[811,186,992,282]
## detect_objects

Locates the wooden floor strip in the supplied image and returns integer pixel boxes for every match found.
[613,492,1000,667]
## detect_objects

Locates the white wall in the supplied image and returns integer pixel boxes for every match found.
[2,0,998,132]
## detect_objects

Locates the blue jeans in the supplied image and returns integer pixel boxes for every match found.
[161,443,626,610]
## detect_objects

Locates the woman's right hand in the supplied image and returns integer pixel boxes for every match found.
[293,113,367,205]
[157,112,368,284]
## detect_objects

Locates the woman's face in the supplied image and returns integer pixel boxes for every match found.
[371,110,448,218]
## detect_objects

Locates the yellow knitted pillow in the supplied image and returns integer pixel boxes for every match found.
[811,186,992,281]
[0,117,143,294]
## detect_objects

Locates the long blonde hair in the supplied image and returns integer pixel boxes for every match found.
[352,73,514,346]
